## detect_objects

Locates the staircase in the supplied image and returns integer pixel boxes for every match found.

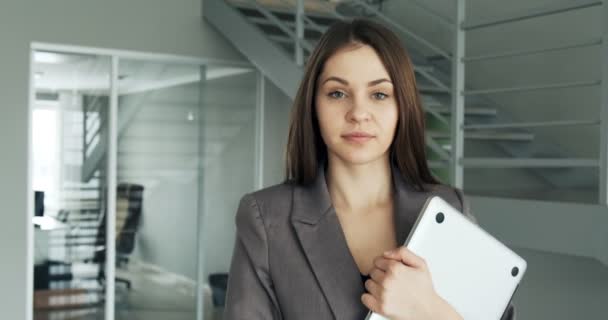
[202,0,608,266]
[35,92,107,304]
[204,0,606,204]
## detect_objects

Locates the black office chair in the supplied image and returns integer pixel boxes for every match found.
[209,273,229,307]
[93,183,144,290]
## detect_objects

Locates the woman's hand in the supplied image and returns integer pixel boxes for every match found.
[361,246,463,320]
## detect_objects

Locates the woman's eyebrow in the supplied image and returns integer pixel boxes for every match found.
[322,76,392,86]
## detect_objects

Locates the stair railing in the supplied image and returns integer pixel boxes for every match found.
[457,0,606,203]
[236,0,455,170]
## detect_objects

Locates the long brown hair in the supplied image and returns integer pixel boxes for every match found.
[285,18,439,191]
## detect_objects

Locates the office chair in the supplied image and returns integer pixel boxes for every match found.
[93,183,144,290]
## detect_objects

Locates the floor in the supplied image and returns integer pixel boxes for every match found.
[34,260,223,320]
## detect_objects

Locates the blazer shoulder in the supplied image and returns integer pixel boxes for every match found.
[246,182,294,222]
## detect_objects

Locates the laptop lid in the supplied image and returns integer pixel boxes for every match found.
[366,195,526,320]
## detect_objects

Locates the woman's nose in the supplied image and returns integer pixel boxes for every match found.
[346,96,371,123]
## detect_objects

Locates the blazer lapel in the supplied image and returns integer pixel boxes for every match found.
[289,163,436,319]
[290,168,368,320]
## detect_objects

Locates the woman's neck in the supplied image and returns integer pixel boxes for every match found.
[326,155,393,214]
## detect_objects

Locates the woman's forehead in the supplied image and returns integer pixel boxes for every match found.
[320,44,391,85]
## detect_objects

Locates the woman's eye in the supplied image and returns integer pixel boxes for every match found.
[373,92,389,100]
[328,91,346,99]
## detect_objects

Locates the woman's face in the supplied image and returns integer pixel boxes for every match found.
[315,43,398,166]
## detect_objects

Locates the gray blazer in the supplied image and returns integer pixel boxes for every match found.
[224,166,516,320]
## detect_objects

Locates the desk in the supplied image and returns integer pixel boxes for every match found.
[33,215,67,230]
[33,216,68,265]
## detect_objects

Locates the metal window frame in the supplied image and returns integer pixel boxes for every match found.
[255,71,266,189]
[196,65,208,320]
[450,0,466,189]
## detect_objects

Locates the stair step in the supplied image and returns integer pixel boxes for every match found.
[251,19,325,41]
[64,220,100,226]
[61,187,100,191]
[413,65,435,73]
[64,222,100,228]
[65,212,101,218]
[268,34,295,45]
[230,0,339,20]
[463,120,600,130]
[427,106,498,117]
[428,131,534,142]
[462,157,599,168]
[419,86,450,94]
[248,16,331,32]
[59,205,102,211]
[61,215,101,221]
[427,160,449,168]
[58,197,101,202]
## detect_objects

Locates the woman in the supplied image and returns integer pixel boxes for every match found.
[223,18,516,320]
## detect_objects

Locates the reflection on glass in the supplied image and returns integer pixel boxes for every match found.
[111,59,257,319]
[32,51,110,319]
[199,68,258,320]
[114,59,206,319]
[31,49,258,320]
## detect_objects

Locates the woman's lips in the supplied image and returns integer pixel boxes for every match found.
[342,132,375,143]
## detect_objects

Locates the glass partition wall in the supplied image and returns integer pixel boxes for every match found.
[32,51,111,320]
[30,46,257,320]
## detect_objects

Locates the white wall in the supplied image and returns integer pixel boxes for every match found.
[262,78,292,186]
[0,0,245,317]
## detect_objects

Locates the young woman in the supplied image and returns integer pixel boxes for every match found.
[223,19,515,320]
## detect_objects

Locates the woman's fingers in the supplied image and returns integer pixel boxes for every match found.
[361,293,383,315]
[364,279,383,298]
[369,267,386,283]
[373,256,400,273]
[384,246,426,269]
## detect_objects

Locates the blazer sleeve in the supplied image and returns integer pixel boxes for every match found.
[223,194,282,320]
[453,188,518,320]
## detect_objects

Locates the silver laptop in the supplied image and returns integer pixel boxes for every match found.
[365,195,526,320]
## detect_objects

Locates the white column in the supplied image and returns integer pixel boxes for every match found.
[600,1,608,206]
[26,47,36,320]
[255,71,266,190]
[295,0,305,66]
[196,65,207,320]
[105,55,118,320]
[451,0,466,188]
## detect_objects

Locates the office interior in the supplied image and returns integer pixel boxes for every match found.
[0,0,607,319]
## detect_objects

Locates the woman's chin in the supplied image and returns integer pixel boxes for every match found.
[334,151,387,166]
